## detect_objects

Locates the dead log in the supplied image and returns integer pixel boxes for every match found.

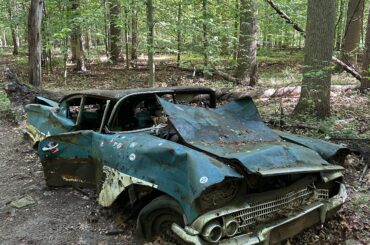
[2,65,64,122]
[265,0,362,81]
[166,64,241,84]
[262,85,357,98]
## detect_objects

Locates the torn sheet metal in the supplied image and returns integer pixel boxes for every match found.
[158,97,344,176]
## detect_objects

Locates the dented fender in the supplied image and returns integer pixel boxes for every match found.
[38,131,243,223]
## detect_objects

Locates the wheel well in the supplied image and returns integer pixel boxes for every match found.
[137,195,185,240]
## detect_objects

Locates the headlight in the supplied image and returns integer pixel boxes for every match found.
[196,178,240,212]
[202,220,223,243]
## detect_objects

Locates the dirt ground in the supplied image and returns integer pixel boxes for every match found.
[0,116,141,245]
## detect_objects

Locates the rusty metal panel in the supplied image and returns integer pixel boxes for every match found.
[159,97,344,176]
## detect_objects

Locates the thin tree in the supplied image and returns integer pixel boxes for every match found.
[146,0,155,86]
[131,0,138,62]
[109,0,122,63]
[124,6,130,68]
[236,0,258,86]
[176,1,182,66]
[7,0,19,55]
[341,0,365,66]
[293,0,336,118]
[69,0,86,72]
[202,0,209,67]
[360,6,370,92]
[28,0,43,86]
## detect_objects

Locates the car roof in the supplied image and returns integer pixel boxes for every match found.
[61,86,215,101]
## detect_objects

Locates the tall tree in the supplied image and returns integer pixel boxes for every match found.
[341,0,365,66]
[109,0,122,63]
[69,0,86,72]
[202,0,209,67]
[360,6,370,92]
[146,0,155,86]
[293,0,336,118]
[7,0,19,55]
[28,0,43,86]
[176,1,182,66]
[236,0,258,86]
[131,0,138,61]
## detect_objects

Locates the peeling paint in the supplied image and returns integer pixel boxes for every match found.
[98,165,158,207]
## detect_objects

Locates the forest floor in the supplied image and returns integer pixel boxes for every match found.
[0,52,370,244]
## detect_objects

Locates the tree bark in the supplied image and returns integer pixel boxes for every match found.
[233,0,239,61]
[202,0,209,67]
[146,0,155,87]
[131,0,138,61]
[28,0,43,87]
[176,2,182,66]
[124,7,130,68]
[8,2,19,55]
[341,0,365,66]
[69,0,86,72]
[360,7,370,92]
[335,0,345,51]
[109,0,121,63]
[236,0,258,86]
[293,0,336,119]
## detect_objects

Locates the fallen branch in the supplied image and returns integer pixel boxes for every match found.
[265,0,362,81]
[359,162,368,182]
[166,64,241,84]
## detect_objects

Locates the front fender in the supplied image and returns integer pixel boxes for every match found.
[93,133,243,223]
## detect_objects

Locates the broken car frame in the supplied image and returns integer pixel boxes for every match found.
[25,86,349,244]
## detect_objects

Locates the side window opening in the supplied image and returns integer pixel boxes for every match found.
[65,96,115,131]
[79,97,114,131]
[66,98,82,123]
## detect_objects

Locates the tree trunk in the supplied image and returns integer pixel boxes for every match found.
[176,2,182,66]
[202,0,209,67]
[104,0,110,58]
[293,0,336,119]
[236,0,258,86]
[341,0,365,66]
[8,2,19,55]
[233,0,239,61]
[28,0,43,87]
[109,0,121,63]
[360,6,370,92]
[335,0,345,51]
[146,0,155,87]
[131,0,138,61]
[124,7,130,68]
[2,31,7,47]
[69,0,86,72]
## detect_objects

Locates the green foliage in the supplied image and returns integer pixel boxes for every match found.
[0,89,10,113]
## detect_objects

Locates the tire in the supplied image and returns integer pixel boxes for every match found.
[137,195,185,243]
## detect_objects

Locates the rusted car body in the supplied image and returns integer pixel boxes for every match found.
[25,87,348,244]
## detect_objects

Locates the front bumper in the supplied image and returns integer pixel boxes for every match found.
[172,183,347,245]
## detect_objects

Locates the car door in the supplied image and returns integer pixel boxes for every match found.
[37,98,113,188]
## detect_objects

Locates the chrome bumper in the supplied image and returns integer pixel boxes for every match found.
[172,183,347,245]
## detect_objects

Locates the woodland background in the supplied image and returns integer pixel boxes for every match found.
[0,0,370,244]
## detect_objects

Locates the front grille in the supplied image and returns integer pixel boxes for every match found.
[231,187,329,233]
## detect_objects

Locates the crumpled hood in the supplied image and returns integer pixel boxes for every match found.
[158,97,344,176]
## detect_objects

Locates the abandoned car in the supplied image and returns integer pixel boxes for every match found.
[25,86,348,244]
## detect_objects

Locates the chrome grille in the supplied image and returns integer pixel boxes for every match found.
[231,188,329,233]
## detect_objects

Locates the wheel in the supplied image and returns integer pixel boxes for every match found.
[137,195,185,243]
